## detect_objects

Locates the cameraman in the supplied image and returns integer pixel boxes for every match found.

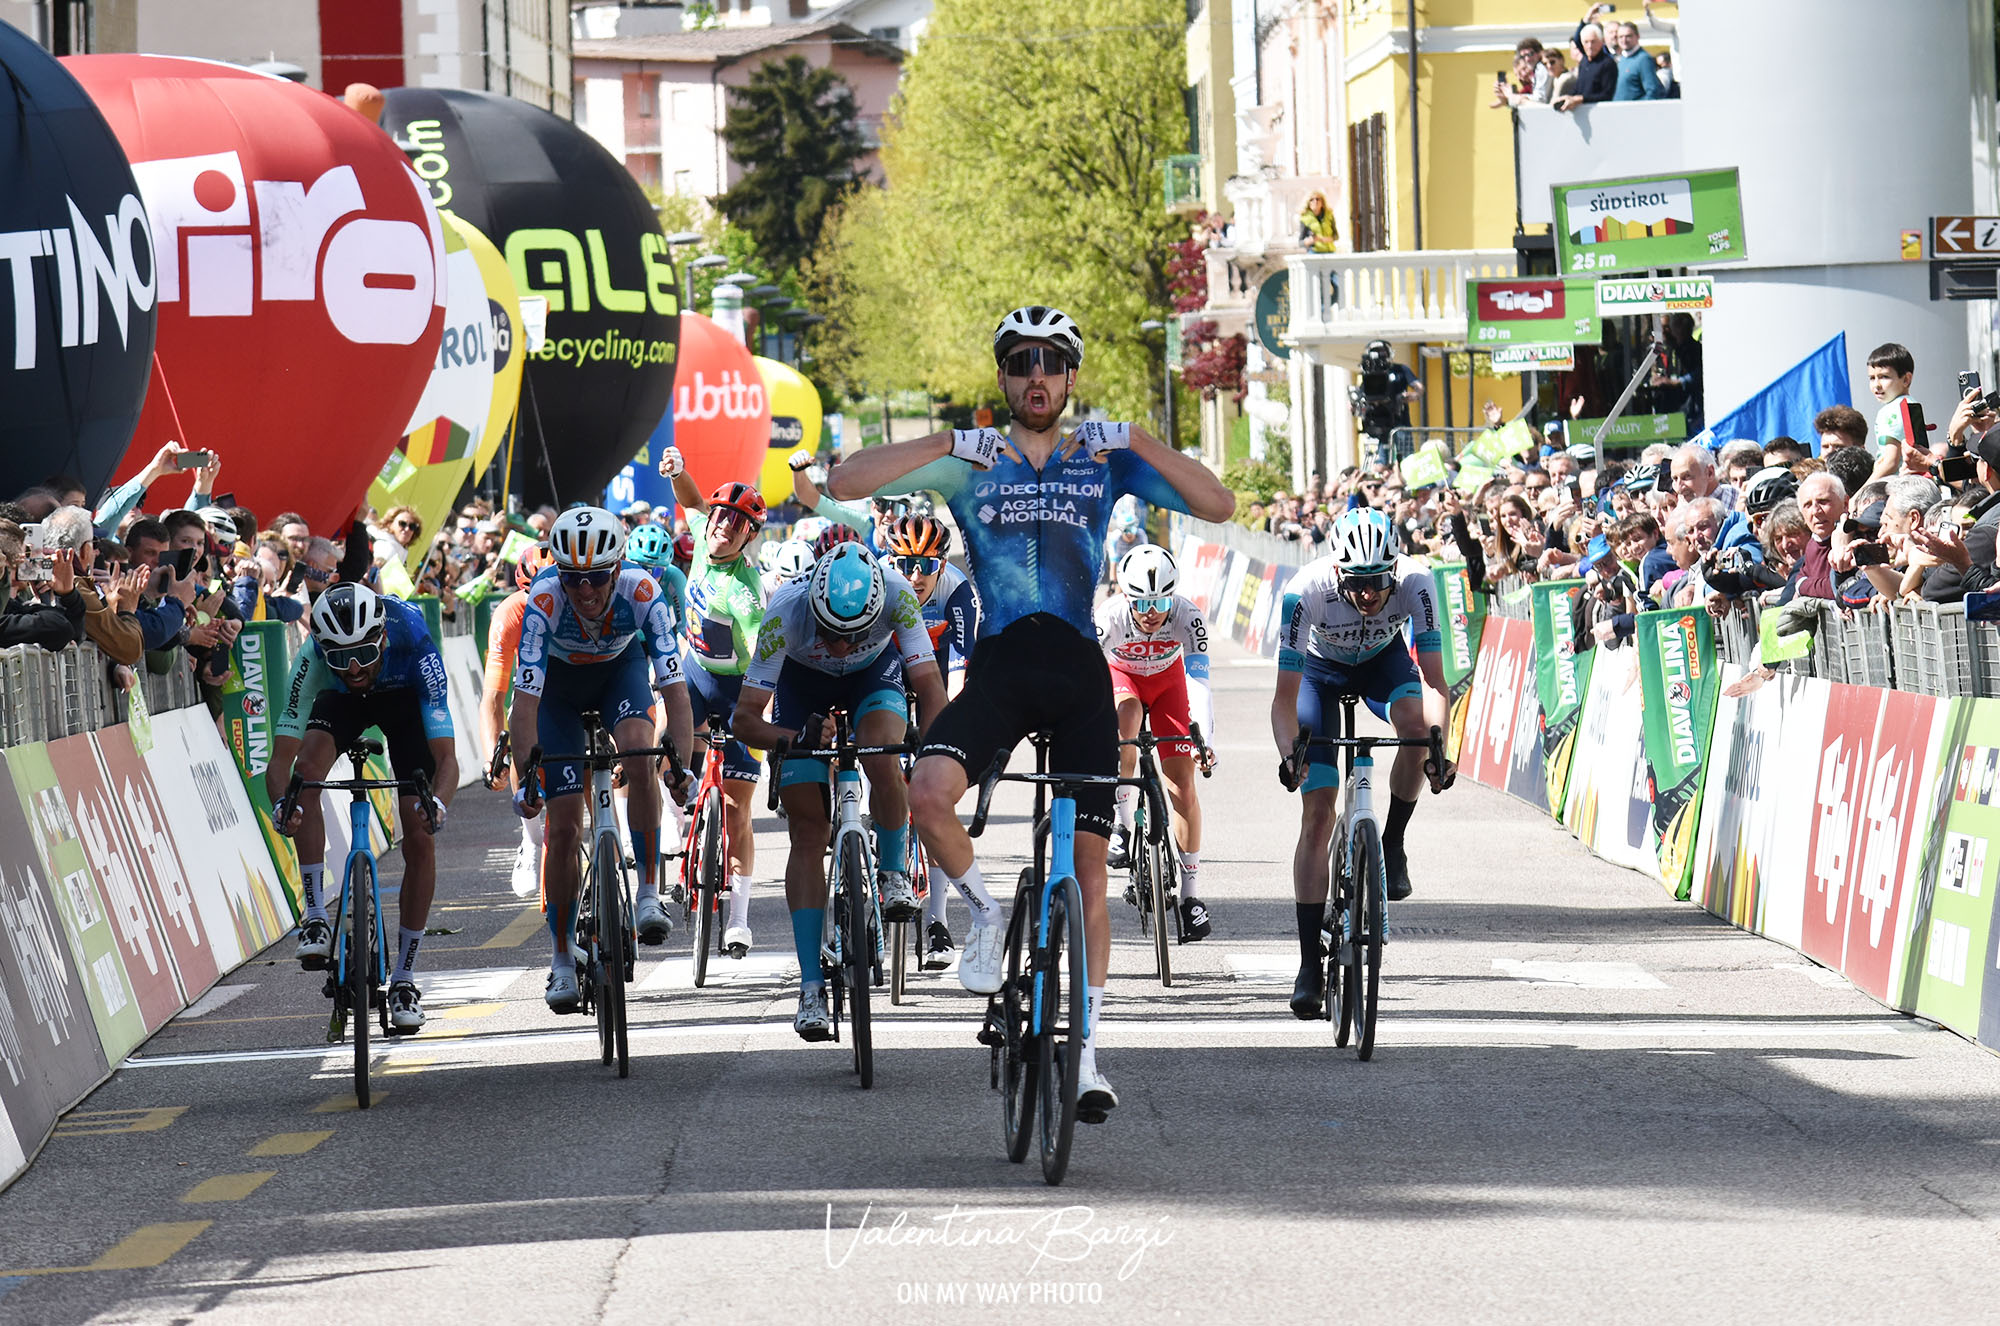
[1350,340,1421,463]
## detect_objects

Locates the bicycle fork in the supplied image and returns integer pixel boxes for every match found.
[327,797,388,1043]
[1039,796,1090,1039]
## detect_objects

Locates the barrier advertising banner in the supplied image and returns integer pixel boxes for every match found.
[219,622,302,914]
[1636,608,1721,899]
[1530,581,1591,815]
[92,723,219,1002]
[442,635,486,789]
[43,735,185,1034]
[0,751,108,1191]
[1691,667,1829,949]
[1561,648,1657,875]
[1905,700,1998,1038]
[1461,616,1528,790]
[1432,564,1487,763]
[2,743,148,1063]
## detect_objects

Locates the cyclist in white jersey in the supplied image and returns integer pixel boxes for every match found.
[1272,508,1455,1020]
[1095,544,1216,940]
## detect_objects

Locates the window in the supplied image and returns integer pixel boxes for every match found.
[674,169,695,197]
[636,76,657,118]
[1347,113,1388,252]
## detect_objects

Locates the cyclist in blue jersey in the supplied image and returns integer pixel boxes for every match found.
[828,304,1234,1117]
[1272,508,1456,1019]
[268,584,457,1033]
[509,506,694,1013]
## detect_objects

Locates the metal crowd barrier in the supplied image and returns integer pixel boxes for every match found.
[0,642,202,747]
[1701,597,1996,698]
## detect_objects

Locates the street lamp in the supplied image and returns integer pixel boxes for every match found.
[1140,319,1176,446]
[664,233,705,310]
[721,271,760,286]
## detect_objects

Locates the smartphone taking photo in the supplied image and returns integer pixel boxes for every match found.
[171,449,216,471]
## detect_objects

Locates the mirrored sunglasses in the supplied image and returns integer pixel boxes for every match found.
[1002,345,1072,378]
[1129,594,1173,615]
[560,568,614,589]
[893,555,942,578]
[324,639,382,671]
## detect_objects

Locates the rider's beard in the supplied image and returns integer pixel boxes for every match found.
[1006,376,1068,432]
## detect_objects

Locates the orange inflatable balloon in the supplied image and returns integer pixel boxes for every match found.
[671,313,769,496]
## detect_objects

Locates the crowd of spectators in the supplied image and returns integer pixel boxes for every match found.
[1493,3,1679,114]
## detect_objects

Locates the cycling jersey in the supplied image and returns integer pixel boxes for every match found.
[744,569,934,690]
[278,595,453,741]
[919,562,980,678]
[1094,592,1213,738]
[1277,555,1441,670]
[513,566,681,699]
[682,508,764,676]
[887,433,1191,638]
[482,590,528,697]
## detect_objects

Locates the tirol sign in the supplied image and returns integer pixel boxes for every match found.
[1553,167,1747,274]
[1466,278,1599,347]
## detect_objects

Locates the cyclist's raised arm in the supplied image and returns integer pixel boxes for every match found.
[1127,425,1237,524]
[825,432,956,501]
[814,492,872,534]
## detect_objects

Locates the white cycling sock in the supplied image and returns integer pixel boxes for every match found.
[949,861,1000,923]
[925,865,951,926]
[1086,985,1104,1047]
[392,927,422,983]
[1114,785,1135,831]
[523,815,544,851]
[1179,850,1200,900]
[300,864,327,921]
[727,875,753,929]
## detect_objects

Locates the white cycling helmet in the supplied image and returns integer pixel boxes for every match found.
[548,505,626,571]
[810,542,886,638]
[791,515,831,547]
[993,305,1083,368]
[773,538,815,583]
[1330,508,1397,592]
[309,582,384,647]
[195,505,239,546]
[756,539,783,575]
[1116,544,1178,600]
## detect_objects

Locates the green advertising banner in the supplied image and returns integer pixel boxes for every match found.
[1553,167,1747,275]
[1909,701,1993,1038]
[1636,607,1721,899]
[1565,412,1687,451]
[1530,580,1592,816]
[219,622,302,916]
[2,744,148,1063]
[1432,563,1488,763]
[1467,278,1599,348]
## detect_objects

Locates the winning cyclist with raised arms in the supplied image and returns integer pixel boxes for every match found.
[1273,507,1455,1020]
[828,305,1235,1118]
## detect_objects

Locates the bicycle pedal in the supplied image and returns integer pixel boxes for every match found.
[670,884,688,905]
[1076,1108,1108,1126]
[299,954,328,972]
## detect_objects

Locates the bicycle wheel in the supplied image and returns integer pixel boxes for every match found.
[1148,819,1174,987]
[593,833,629,1075]
[840,843,873,1088]
[889,918,909,1004]
[348,857,373,1110]
[1351,820,1385,1061]
[1038,876,1086,1186]
[1000,871,1037,1164]
[1330,834,1352,1047]
[691,800,721,989]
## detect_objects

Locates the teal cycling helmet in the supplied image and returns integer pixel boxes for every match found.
[1330,507,1397,593]
[626,523,675,567]
[809,542,886,638]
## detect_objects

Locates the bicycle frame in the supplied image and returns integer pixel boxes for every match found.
[332,783,390,1021]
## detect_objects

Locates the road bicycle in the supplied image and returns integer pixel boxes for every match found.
[675,714,737,987]
[1281,697,1445,1060]
[771,712,912,1089]
[889,711,929,1005]
[974,732,1157,1185]
[526,712,685,1078]
[1118,720,1210,987]
[277,737,437,1110]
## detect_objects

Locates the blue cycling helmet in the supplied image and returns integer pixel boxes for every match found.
[626,523,674,567]
[809,542,886,638]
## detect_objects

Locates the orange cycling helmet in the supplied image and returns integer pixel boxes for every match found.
[886,515,951,559]
[708,481,767,528]
[813,524,862,557]
[513,543,555,590]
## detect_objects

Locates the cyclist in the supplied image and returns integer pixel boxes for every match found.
[508,507,693,1013]
[828,304,1235,1116]
[671,529,695,581]
[762,536,815,596]
[882,512,981,968]
[1103,505,1146,585]
[268,583,456,1033]
[656,448,768,959]
[1272,507,1455,1021]
[481,545,555,898]
[1096,544,1217,941]
[730,542,948,1040]
[625,523,690,630]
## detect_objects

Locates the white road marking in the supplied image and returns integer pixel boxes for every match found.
[1223,953,1296,984]
[1227,657,1278,668]
[1773,961,1852,990]
[1493,959,1667,989]
[173,984,256,1019]
[414,967,532,1005]
[637,952,796,991]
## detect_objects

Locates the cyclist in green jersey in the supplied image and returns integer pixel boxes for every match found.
[657,447,769,955]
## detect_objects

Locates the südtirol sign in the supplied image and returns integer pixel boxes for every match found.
[1553,168,1746,273]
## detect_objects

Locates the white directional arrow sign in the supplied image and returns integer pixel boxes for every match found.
[1933,216,2000,256]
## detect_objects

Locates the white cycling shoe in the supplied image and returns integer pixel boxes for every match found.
[544,966,582,1014]
[387,980,425,1033]
[295,917,332,970]
[879,870,921,922]
[724,925,752,959]
[635,893,674,945]
[958,919,1005,995]
[795,985,833,1041]
[1076,1061,1118,1122]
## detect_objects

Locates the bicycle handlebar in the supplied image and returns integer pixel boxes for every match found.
[484,732,510,789]
[278,762,438,835]
[1278,724,1451,793]
[969,754,1162,839]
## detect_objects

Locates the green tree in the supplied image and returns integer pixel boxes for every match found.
[715,55,868,277]
[809,0,1188,426]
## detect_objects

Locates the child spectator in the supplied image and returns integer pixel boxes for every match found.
[1866,342,1915,480]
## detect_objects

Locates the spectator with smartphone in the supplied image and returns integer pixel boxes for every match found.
[94,442,219,533]
[0,518,83,651]
[1913,424,2000,601]
[40,506,143,665]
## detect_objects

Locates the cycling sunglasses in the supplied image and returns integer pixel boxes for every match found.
[893,555,942,578]
[1129,594,1173,615]
[324,639,382,671]
[1001,345,1073,378]
[560,568,615,589]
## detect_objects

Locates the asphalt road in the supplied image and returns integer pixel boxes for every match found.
[4,634,1999,1324]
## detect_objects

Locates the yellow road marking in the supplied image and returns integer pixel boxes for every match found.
[53,1106,188,1136]
[181,1171,276,1203]
[310,1091,386,1113]
[247,1130,333,1157]
[381,1057,436,1076]
[438,1001,502,1020]
[481,905,545,949]
[0,1221,213,1275]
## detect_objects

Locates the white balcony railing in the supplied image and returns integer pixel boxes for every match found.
[1284,248,1519,352]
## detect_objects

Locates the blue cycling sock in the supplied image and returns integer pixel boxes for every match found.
[791,908,824,988]
[630,823,659,897]
[877,822,909,875]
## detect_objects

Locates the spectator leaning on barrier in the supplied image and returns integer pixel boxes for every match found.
[0,517,81,651]
[1611,21,1666,100]
[41,505,143,667]
[1913,423,2000,601]
[1556,17,1618,110]
[1782,472,1848,603]
[1492,37,1552,108]
[1543,46,1577,101]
